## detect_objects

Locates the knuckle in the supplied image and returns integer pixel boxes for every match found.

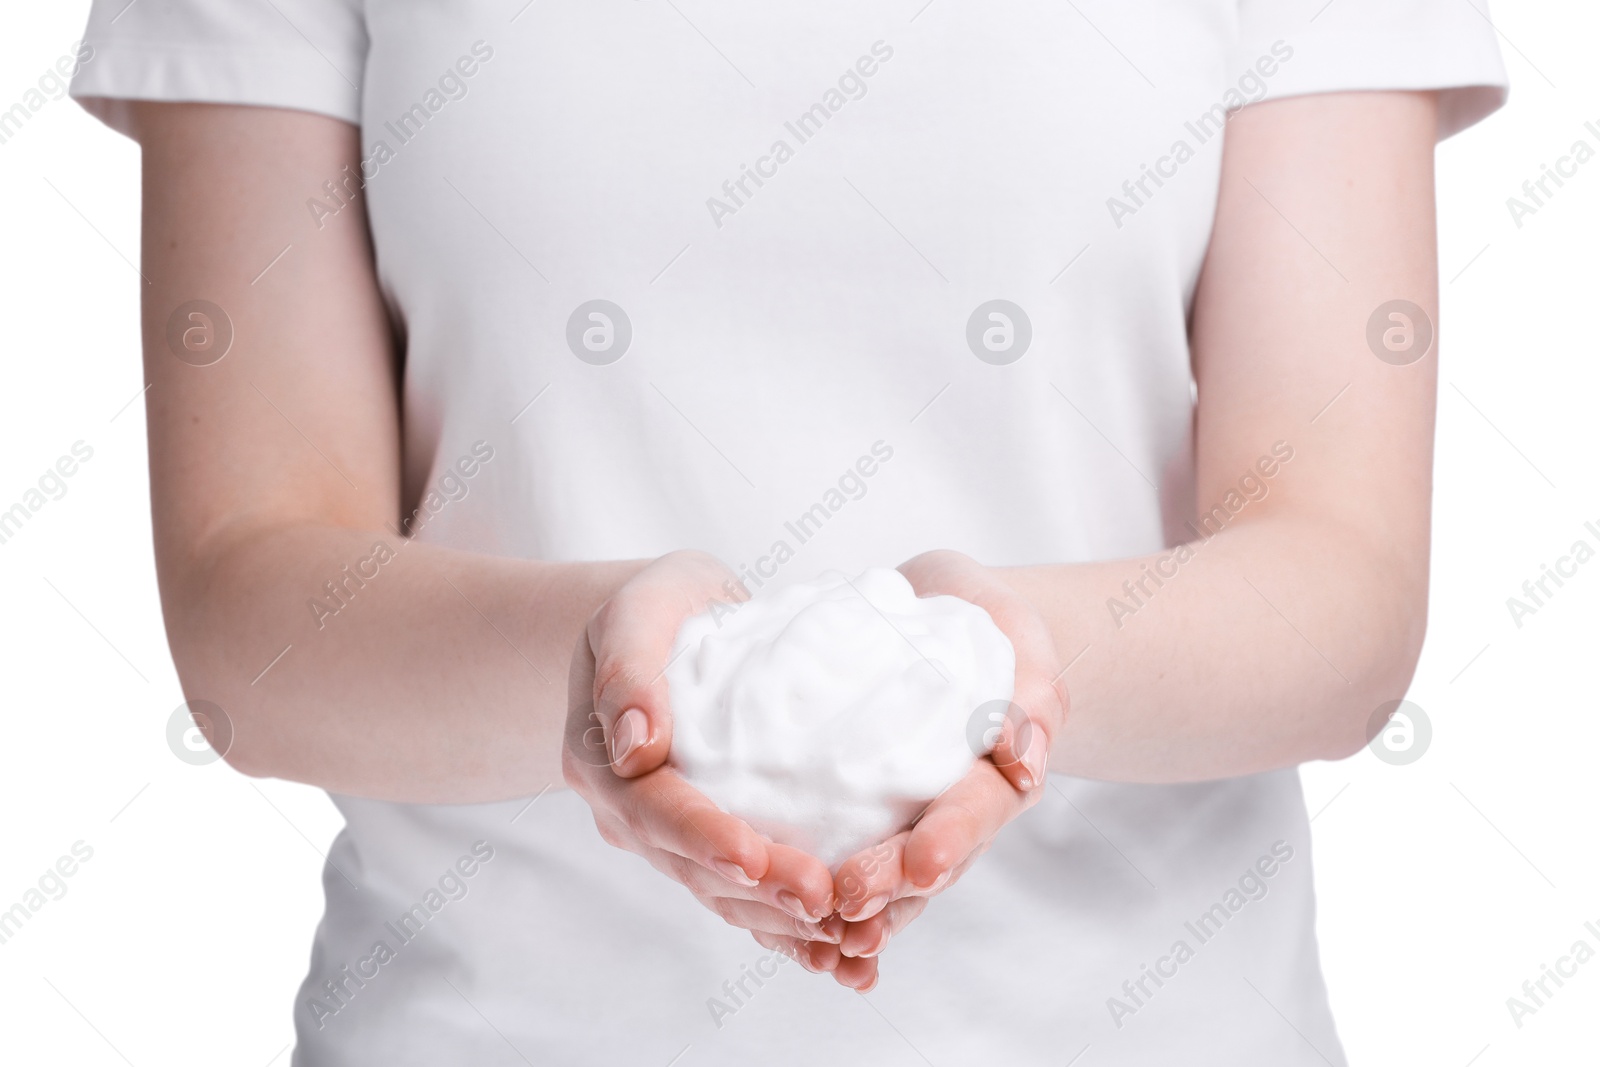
[592,815,625,850]
[592,654,652,714]
[919,837,964,874]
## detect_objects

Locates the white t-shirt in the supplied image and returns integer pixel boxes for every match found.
[74,3,1506,1063]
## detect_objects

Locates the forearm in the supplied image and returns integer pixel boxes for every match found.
[165,521,644,802]
[1015,92,1442,784]
[1007,512,1425,783]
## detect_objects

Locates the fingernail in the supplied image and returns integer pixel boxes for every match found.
[862,929,890,958]
[1021,741,1048,789]
[777,891,813,922]
[857,974,879,994]
[712,858,758,887]
[610,708,648,768]
[840,893,888,922]
[810,923,842,945]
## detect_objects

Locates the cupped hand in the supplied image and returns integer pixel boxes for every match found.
[827,549,1069,962]
[562,551,873,988]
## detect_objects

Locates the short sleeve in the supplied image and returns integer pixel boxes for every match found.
[70,0,367,138]
[1237,0,1509,140]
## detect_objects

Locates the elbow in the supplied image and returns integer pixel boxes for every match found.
[1316,574,1430,763]
[211,710,275,780]
[163,559,295,780]
[159,520,307,782]
[168,650,277,780]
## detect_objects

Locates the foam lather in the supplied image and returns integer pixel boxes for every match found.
[666,568,1015,868]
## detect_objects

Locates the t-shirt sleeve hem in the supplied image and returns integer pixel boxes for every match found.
[1256,81,1507,142]
[1252,29,1509,140]
[70,40,361,138]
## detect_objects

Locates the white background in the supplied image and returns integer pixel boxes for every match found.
[1,2,1596,1065]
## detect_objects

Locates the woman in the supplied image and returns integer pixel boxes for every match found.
[72,1,1505,1063]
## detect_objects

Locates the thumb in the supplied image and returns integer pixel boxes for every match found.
[588,550,743,777]
[587,608,680,779]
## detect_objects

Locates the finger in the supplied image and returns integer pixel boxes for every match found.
[830,953,879,992]
[985,616,1064,793]
[625,848,837,940]
[807,940,844,975]
[640,840,835,923]
[840,896,927,958]
[773,935,876,988]
[620,771,770,887]
[760,842,836,921]
[834,834,950,920]
[750,932,847,976]
[839,911,890,959]
[562,630,614,784]
[977,638,1063,795]
[902,759,1027,889]
[897,553,1067,793]
[699,895,841,942]
[564,628,669,786]
[986,693,1055,794]
[589,551,739,777]
[834,832,911,921]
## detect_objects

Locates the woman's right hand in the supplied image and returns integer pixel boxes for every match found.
[562,551,877,989]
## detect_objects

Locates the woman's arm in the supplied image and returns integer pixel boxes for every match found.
[137,102,640,803]
[1020,89,1440,782]
[140,101,839,955]
[820,90,1445,962]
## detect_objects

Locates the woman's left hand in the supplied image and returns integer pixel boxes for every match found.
[816,550,1069,967]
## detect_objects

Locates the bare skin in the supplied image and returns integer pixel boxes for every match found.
[134,88,1439,990]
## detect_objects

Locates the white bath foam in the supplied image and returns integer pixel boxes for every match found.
[666,568,1015,868]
